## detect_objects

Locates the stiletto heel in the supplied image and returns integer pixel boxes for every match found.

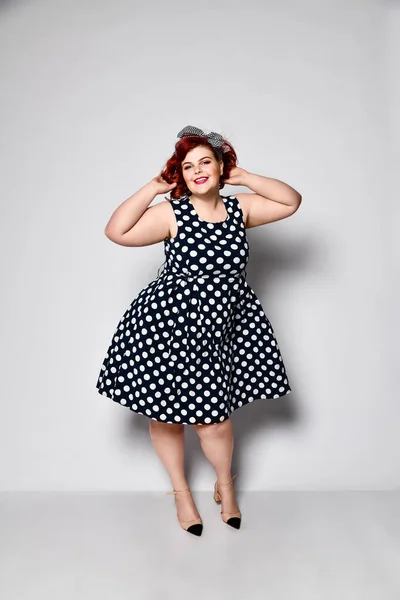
[213,473,241,529]
[166,488,203,536]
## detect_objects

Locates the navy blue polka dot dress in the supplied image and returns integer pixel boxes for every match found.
[96,194,292,424]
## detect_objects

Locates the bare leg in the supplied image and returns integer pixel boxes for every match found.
[193,419,240,514]
[148,420,200,522]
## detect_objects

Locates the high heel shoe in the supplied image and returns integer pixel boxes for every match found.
[213,473,241,529]
[166,488,203,536]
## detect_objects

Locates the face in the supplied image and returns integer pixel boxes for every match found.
[181,145,223,196]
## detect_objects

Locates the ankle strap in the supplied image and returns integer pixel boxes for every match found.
[217,473,238,488]
[166,488,191,495]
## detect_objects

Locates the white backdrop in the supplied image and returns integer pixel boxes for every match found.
[0,0,398,491]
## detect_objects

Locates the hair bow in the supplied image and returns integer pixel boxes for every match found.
[176,125,225,156]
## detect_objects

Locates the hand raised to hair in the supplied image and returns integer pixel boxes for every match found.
[222,166,249,187]
[151,172,178,195]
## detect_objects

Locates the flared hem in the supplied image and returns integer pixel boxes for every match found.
[96,385,292,425]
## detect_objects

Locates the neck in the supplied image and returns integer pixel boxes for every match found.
[189,190,222,206]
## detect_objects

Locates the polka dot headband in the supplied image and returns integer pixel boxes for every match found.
[176,125,225,158]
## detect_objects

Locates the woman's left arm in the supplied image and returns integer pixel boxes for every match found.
[223,167,302,228]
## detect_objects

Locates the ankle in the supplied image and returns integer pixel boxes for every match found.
[171,480,190,492]
[217,480,235,493]
[217,473,237,488]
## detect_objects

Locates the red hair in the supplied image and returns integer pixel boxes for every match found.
[160,133,238,200]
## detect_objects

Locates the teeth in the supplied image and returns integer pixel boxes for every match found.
[195,178,207,182]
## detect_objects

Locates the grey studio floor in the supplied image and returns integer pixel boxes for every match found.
[1,490,400,599]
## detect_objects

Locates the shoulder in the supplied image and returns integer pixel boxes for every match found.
[157,198,180,237]
[230,193,250,224]
[158,197,182,210]
[160,196,185,210]
[150,198,173,214]
[234,192,251,209]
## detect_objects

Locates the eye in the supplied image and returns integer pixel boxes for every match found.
[184,160,211,171]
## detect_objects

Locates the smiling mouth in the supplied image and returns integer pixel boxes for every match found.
[194,177,208,184]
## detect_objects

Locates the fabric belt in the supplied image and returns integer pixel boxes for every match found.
[156,262,246,281]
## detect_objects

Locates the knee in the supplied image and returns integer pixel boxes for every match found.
[193,419,230,440]
[149,419,184,437]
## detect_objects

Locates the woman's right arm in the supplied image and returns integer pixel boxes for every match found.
[104,177,176,247]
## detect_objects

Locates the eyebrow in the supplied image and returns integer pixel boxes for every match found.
[182,155,212,166]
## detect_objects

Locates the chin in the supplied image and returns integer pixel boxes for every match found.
[190,182,217,193]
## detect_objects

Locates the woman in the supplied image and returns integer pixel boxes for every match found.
[96,125,302,536]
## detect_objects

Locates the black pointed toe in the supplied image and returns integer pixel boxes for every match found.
[226,517,241,529]
[187,523,203,536]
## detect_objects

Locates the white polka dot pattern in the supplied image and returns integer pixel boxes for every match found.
[96,195,291,424]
